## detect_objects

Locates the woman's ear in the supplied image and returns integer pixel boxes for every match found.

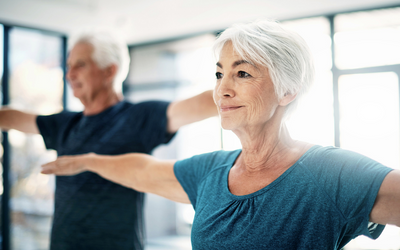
[279,92,297,106]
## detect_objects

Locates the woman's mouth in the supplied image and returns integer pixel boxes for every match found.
[220,106,243,112]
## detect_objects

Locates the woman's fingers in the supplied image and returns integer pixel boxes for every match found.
[41,161,56,174]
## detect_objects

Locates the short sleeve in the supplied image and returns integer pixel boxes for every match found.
[305,147,393,241]
[174,150,240,209]
[135,101,175,152]
[36,112,77,150]
[174,155,205,208]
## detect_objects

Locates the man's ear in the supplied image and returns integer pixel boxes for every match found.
[104,64,118,82]
[279,92,297,106]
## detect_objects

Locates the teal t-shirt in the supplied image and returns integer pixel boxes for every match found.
[174,145,393,250]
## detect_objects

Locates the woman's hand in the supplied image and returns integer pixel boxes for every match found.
[41,153,95,176]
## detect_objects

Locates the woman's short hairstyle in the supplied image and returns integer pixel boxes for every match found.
[69,30,130,94]
[213,19,315,119]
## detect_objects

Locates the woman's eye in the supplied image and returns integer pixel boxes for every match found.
[216,72,223,79]
[238,71,250,78]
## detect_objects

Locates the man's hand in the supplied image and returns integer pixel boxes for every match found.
[41,153,95,175]
[0,108,39,134]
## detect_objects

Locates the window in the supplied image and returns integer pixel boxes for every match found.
[0,24,3,77]
[334,7,400,250]
[282,17,335,147]
[128,8,400,249]
[8,27,63,250]
[0,23,4,245]
[1,5,399,250]
[339,72,399,169]
[127,34,218,249]
[335,7,400,69]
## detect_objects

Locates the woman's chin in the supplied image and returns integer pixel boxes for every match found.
[220,120,240,131]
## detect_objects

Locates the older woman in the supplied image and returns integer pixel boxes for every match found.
[41,20,400,249]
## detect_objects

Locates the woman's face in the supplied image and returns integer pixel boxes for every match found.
[213,42,282,132]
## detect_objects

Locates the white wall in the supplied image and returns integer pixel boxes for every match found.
[0,0,399,45]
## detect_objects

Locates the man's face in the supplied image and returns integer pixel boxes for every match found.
[66,43,111,102]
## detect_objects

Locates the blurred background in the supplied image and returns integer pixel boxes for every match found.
[0,0,400,249]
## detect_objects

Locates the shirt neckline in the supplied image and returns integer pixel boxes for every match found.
[224,145,321,200]
[81,100,126,119]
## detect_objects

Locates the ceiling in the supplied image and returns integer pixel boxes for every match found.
[0,0,399,45]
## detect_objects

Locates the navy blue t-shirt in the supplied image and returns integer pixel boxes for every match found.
[174,146,393,250]
[37,100,175,250]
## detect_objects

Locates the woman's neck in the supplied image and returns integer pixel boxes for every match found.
[235,121,297,172]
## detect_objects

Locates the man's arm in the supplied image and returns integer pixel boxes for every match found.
[370,170,400,226]
[167,90,218,133]
[41,153,190,204]
[0,108,39,134]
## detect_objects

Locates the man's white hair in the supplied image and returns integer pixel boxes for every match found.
[213,19,315,119]
[69,29,130,94]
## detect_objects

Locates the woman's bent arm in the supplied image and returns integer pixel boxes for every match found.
[41,153,190,204]
[370,169,400,226]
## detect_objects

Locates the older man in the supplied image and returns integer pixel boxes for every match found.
[0,31,217,250]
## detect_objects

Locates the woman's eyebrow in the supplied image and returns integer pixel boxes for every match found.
[232,60,252,68]
[216,60,254,69]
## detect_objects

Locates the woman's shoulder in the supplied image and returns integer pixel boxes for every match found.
[181,149,241,168]
[299,145,392,176]
[174,149,241,177]
[302,145,374,163]
[174,150,241,186]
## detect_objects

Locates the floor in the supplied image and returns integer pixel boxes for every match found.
[145,235,192,250]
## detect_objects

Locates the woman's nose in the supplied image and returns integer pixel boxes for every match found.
[216,77,235,98]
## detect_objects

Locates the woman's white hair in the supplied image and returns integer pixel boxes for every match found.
[69,30,130,94]
[213,19,315,119]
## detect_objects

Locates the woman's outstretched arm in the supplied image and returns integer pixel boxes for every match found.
[41,153,190,204]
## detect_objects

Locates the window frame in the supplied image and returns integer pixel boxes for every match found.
[0,3,399,250]
[0,23,67,250]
